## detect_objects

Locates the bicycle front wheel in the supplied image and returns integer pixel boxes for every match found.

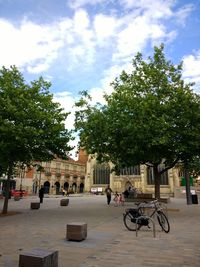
[123,212,141,231]
[157,211,170,233]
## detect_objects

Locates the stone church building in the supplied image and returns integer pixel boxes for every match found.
[9,150,183,197]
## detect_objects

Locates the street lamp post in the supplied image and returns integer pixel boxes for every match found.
[19,165,25,198]
[35,164,44,190]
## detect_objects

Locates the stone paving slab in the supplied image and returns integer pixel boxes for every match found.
[0,195,200,267]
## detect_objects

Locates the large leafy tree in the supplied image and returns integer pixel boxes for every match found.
[0,66,73,213]
[75,45,200,199]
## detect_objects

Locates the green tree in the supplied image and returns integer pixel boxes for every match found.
[0,66,73,214]
[75,45,200,199]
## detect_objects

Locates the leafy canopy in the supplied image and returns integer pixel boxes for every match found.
[0,65,74,172]
[75,44,200,174]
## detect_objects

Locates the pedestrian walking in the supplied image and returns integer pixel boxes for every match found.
[61,187,65,196]
[66,189,69,197]
[105,184,112,205]
[39,186,44,203]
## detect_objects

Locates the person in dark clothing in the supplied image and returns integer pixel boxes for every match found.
[39,186,44,203]
[105,185,112,205]
[123,189,129,198]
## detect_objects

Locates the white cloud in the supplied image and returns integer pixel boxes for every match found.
[182,51,200,88]
[73,9,90,32]
[121,0,194,28]
[0,1,194,75]
[27,62,51,74]
[111,10,169,60]
[121,0,174,18]
[112,16,151,60]
[0,13,96,72]
[175,4,195,26]
[53,91,76,129]
[94,14,118,42]
[69,9,95,65]
[0,0,195,110]
[67,0,106,9]
[0,18,63,72]
[53,91,80,159]
[110,0,192,61]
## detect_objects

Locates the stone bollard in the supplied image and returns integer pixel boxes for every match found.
[19,248,58,267]
[14,196,21,201]
[66,222,87,241]
[30,202,40,209]
[60,199,69,206]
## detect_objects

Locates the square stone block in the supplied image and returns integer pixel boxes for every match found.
[14,196,21,201]
[19,249,58,267]
[31,202,40,209]
[67,222,87,241]
[60,198,69,206]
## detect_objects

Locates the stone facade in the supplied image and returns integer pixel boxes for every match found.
[84,155,181,197]
[8,151,189,197]
[14,150,88,195]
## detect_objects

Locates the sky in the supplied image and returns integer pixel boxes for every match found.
[0,0,200,157]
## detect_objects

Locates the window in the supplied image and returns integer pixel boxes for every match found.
[93,163,110,184]
[119,165,140,175]
[147,167,154,185]
[160,170,168,185]
[73,165,77,171]
[65,164,69,173]
[147,166,169,185]
[56,162,61,174]
[45,162,51,168]
[45,162,51,175]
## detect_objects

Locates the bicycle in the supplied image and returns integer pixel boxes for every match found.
[123,199,170,233]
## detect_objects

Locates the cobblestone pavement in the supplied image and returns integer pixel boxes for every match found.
[0,195,199,267]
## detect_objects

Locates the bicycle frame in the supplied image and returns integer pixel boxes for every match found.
[123,199,170,233]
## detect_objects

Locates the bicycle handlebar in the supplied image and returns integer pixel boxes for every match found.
[136,199,160,209]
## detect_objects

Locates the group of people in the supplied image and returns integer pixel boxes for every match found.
[113,192,125,206]
[38,186,69,203]
[39,184,132,206]
[105,185,125,206]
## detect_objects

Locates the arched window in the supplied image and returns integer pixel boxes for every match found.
[93,163,110,184]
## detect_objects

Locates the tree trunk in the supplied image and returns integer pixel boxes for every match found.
[185,168,192,205]
[2,164,13,214]
[154,165,161,199]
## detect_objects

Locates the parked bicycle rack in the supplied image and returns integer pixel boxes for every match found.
[135,215,156,238]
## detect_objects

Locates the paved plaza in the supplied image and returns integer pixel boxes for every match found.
[0,194,200,267]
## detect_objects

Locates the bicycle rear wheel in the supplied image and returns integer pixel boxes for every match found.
[123,212,141,231]
[157,211,170,233]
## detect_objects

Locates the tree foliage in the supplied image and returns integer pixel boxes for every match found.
[75,44,200,198]
[0,66,74,213]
